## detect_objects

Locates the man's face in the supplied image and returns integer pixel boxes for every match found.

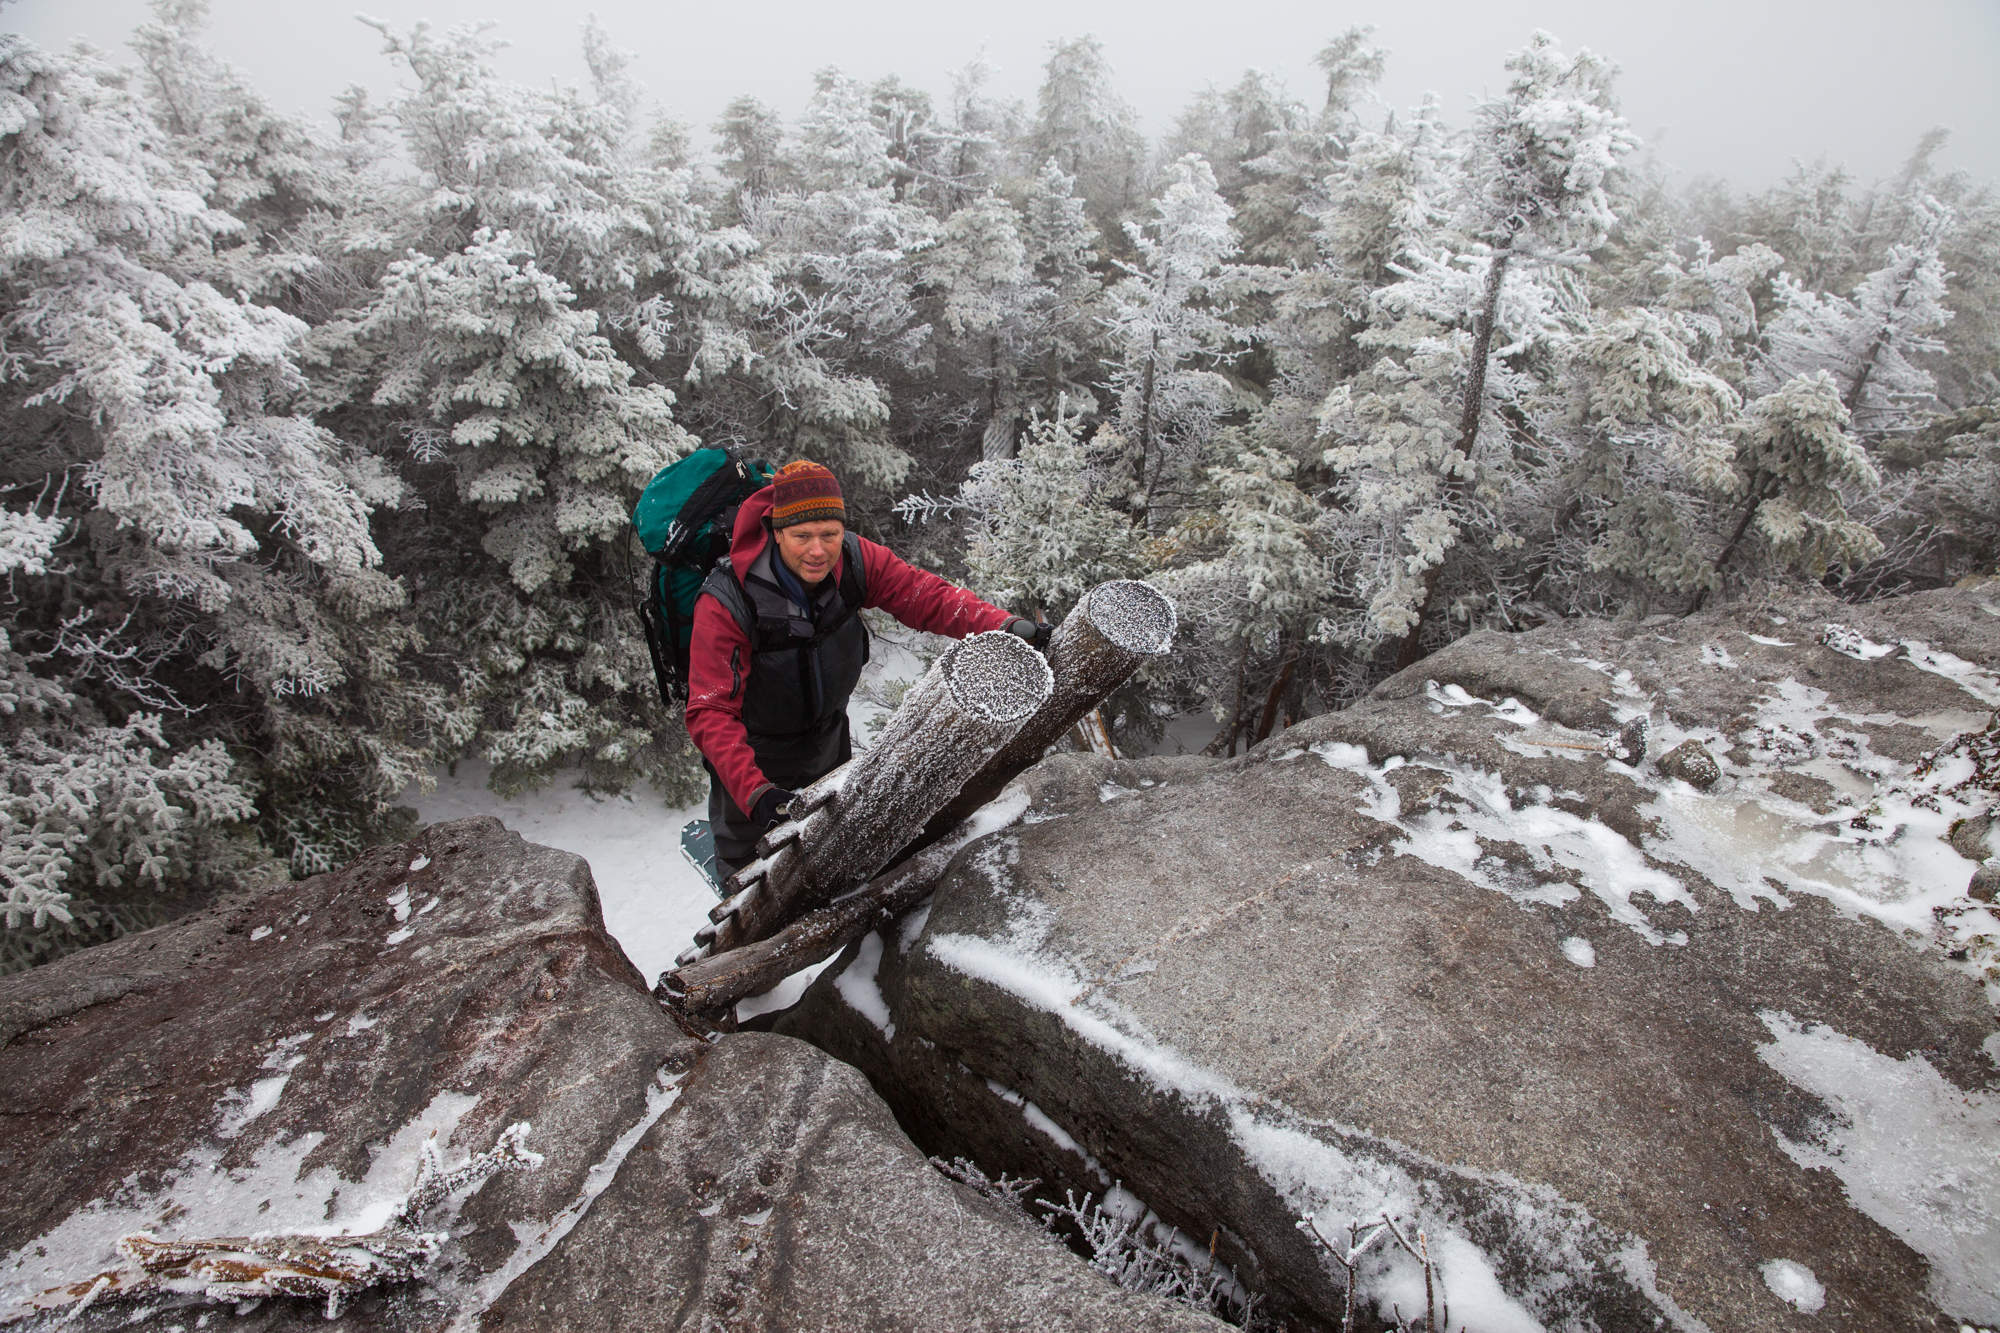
[775,519,845,586]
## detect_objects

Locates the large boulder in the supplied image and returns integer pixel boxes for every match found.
[1,815,685,1330]
[482,1031,1226,1333]
[1,816,1225,1332]
[773,587,2000,1332]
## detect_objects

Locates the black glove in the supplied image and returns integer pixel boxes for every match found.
[750,786,796,831]
[1004,616,1054,651]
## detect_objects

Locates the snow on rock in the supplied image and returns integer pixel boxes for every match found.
[473,1033,1227,1333]
[1760,1258,1827,1312]
[0,818,1231,1333]
[771,585,2000,1333]
[1756,1011,2000,1322]
[0,816,692,1327]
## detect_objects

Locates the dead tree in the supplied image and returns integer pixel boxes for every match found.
[678,629,1053,966]
[658,820,978,1017]
[909,579,1176,851]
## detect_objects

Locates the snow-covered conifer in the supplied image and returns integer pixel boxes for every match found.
[1320,32,1638,663]
[1763,197,1954,431]
[1156,444,1326,753]
[960,400,1142,618]
[1103,154,1245,526]
[1703,370,1882,599]
[1029,37,1148,235]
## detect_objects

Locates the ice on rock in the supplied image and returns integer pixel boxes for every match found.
[1821,623,1898,660]
[1756,1012,2000,1323]
[1,1091,488,1311]
[1560,936,1597,968]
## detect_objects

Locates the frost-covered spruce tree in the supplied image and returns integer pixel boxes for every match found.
[921,163,1112,465]
[1029,36,1149,239]
[1,593,259,971]
[959,400,1142,618]
[1103,154,1245,527]
[0,30,419,883]
[1533,306,1741,611]
[1155,444,1326,754]
[309,21,709,799]
[1763,195,1955,432]
[1695,370,1883,603]
[920,193,1038,460]
[1231,30,1388,270]
[1015,160,1111,433]
[128,0,346,294]
[1232,35,1405,505]
[694,67,932,496]
[1319,32,1638,665]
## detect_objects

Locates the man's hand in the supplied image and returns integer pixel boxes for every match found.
[751,786,797,831]
[1004,616,1054,651]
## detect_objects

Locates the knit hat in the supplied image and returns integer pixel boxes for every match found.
[769,460,846,529]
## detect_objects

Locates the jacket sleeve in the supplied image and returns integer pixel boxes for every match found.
[683,595,772,813]
[858,537,1013,639]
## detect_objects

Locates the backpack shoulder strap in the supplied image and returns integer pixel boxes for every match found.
[699,561,756,639]
[839,530,867,608]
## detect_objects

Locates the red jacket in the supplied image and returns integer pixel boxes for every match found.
[685,488,1012,811]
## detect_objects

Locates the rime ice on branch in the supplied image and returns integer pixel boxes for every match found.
[679,629,1053,965]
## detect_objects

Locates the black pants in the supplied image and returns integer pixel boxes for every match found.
[708,713,852,876]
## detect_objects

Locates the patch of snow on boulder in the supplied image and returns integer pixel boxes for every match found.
[1560,936,1597,968]
[1760,1258,1826,1312]
[1755,1011,2000,1323]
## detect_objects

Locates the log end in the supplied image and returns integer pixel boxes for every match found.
[941,630,1054,724]
[1079,579,1176,655]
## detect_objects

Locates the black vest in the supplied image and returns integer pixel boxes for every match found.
[699,529,870,784]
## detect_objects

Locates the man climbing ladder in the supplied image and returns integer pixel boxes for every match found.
[685,460,1049,876]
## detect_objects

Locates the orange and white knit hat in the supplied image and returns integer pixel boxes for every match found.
[769,460,846,529]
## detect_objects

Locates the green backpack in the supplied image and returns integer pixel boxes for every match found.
[632,446,776,706]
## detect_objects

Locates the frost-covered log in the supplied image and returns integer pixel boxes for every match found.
[13,1121,540,1324]
[661,825,971,1019]
[19,1230,443,1323]
[681,630,1052,964]
[912,580,1175,852]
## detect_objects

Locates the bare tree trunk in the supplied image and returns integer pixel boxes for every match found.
[1393,241,1516,670]
[1253,642,1300,744]
[1137,331,1161,524]
[682,631,1052,965]
[1691,472,1774,612]
[1070,706,1119,758]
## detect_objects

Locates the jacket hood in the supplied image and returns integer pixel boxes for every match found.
[729,487,775,572]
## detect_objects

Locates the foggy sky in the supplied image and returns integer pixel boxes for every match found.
[10,0,1998,193]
